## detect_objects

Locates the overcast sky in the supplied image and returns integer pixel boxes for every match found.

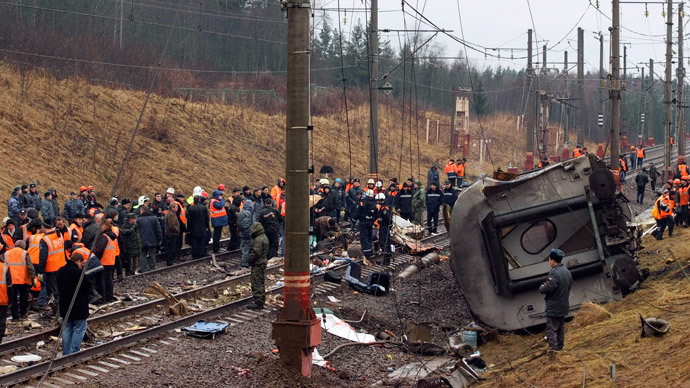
[315,0,683,78]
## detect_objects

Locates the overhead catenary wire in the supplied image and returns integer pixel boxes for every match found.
[336,0,354,178]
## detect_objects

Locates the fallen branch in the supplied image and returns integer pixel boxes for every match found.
[322,340,403,359]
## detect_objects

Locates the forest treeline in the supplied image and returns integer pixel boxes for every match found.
[0,0,674,143]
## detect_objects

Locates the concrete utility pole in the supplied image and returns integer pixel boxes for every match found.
[599,32,605,143]
[272,0,321,377]
[640,66,645,144]
[677,1,685,157]
[450,86,456,158]
[540,44,547,155]
[577,27,585,145]
[563,50,569,146]
[526,29,535,153]
[649,59,655,144]
[609,0,621,166]
[119,0,123,49]
[622,45,627,141]
[368,0,379,179]
[664,0,673,180]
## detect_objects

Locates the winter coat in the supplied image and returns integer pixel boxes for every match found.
[64,199,85,221]
[539,263,573,317]
[355,197,377,225]
[426,187,443,213]
[320,191,339,215]
[227,201,240,227]
[260,205,282,233]
[93,230,118,261]
[252,196,264,222]
[81,218,100,249]
[426,164,440,189]
[635,172,649,188]
[397,188,413,214]
[165,210,180,236]
[50,198,60,219]
[649,165,659,180]
[121,221,141,257]
[186,202,210,238]
[377,204,393,228]
[40,198,54,221]
[314,216,340,237]
[331,185,345,209]
[248,222,269,267]
[57,260,91,320]
[238,200,255,236]
[20,192,31,209]
[412,181,426,214]
[28,191,41,210]
[209,191,228,228]
[136,210,162,248]
[7,196,20,219]
[442,187,458,207]
[151,200,166,218]
[384,187,399,209]
[346,186,361,212]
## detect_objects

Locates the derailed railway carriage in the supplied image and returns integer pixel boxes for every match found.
[450,155,647,330]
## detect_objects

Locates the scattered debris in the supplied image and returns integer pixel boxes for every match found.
[398,253,441,280]
[124,325,147,332]
[0,365,18,375]
[11,354,42,363]
[640,313,670,337]
[182,321,230,339]
[344,262,390,295]
[320,312,376,343]
[406,321,432,343]
[142,281,189,316]
[229,365,252,378]
[573,301,612,327]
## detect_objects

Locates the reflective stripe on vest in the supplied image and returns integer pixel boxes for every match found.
[637,148,644,158]
[21,224,31,239]
[43,230,65,273]
[680,187,690,206]
[178,204,187,226]
[69,224,83,243]
[271,186,282,204]
[1,233,14,249]
[680,164,689,176]
[27,233,44,265]
[101,235,117,266]
[455,164,465,177]
[0,263,8,305]
[209,199,227,219]
[74,246,92,262]
[4,248,30,285]
[112,226,120,256]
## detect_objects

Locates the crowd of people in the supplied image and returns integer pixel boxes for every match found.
[0,168,468,352]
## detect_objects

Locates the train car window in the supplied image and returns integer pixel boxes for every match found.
[520,220,557,254]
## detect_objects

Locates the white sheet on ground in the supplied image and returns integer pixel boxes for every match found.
[321,313,376,343]
[311,348,328,367]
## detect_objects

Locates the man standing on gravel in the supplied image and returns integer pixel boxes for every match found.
[539,249,572,353]
[136,206,162,272]
[247,222,268,310]
[649,162,659,191]
[635,169,649,204]
[57,251,90,355]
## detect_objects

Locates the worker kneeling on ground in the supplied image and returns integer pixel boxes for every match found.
[539,249,572,352]
[247,222,269,310]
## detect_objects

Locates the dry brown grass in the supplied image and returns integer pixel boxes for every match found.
[0,63,569,218]
[476,225,690,388]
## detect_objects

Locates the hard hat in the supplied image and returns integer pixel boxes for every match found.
[138,195,149,206]
[631,146,635,150]
[375,193,386,200]
[79,186,87,193]
[367,178,375,184]
[365,189,375,198]
[674,179,681,184]
[193,186,203,196]
[335,178,342,183]
[217,184,226,190]
[166,187,175,194]
[320,178,330,186]
[201,191,209,199]
[375,181,383,188]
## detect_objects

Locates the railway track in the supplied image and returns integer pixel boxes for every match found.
[0,232,449,387]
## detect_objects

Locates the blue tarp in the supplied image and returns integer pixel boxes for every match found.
[182,321,230,338]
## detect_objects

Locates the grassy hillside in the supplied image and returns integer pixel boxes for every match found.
[0,63,565,218]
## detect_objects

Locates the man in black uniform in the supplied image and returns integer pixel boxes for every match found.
[375,193,393,265]
[396,183,413,221]
[355,190,377,260]
[539,249,572,352]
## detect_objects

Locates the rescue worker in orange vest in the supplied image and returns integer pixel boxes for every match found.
[210,189,228,254]
[37,221,65,315]
[69,214,85,243]
[0,254,13,344]
[25,219,44,308]
[637,146,645,167]
[93,219,118,304]
[270,178,285,205]
[4,240,35,320]
[573,146,583,158]
[455,158,466,187]
[537,157,550,169]
[55,217,71,244]
[619,155,628,183]
[677,161,689,179]
[676,178,689,227]
[630,146,637,169]
[174,194,187,253]
[652,190,674,240]
[445,159,457,187]
[0,219,17,255]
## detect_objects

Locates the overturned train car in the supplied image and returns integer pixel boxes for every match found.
[450,155,646,330]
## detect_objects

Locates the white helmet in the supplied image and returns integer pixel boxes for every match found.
[193,186,203,196]
[375,193,386,200]
[166,187,175,194]
[367,178,375,184]
[138,195,150,206]
[365,189,375,198]
[320,178,330,186]
[375,181,383,188]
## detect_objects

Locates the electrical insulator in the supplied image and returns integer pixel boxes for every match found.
[662,5,665,18]
[601,79,606,88]
[682,10,686,18]
[596,0,599,9]
[343,10,347,25]
[644,3,649,17]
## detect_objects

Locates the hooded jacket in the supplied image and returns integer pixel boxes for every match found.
[238,200,255,235]
[247,222,269,267]
[412,180,426,213]
[210,190,229,228]
[426,164,440,189]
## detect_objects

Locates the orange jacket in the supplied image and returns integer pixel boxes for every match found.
[454,164,465,177]
[4,248,31,285]
[42,230,65,273]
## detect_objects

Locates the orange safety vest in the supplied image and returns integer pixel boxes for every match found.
[69,223,83,243]
[20,224,31,240]
[680,187,690,206]
[279,200,286,217]
[637,148,645,158]
[653,196,674,219]
[620,159,627,172]
[88,208,97,217]
[345,183,353,195]
[1,232,14,249]
[112,226,121,256]
[4,248,31,285]
[31,276,40,292]
[178,203,187,226]
[445,162,456,176]
[60,228,71,243]
[42,230,65,273]
[27,233,44,265]
[0,263,8,306]
[573,149,582,157]
[454,164,465,177]
[101,234,117,266]
[679,164,689,176]
[72,244,92,262]
[271,186,283,204]
[209,198,227,219]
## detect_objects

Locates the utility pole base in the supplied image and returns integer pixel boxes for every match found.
[524,152,534,171]
[272,307,322,377]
